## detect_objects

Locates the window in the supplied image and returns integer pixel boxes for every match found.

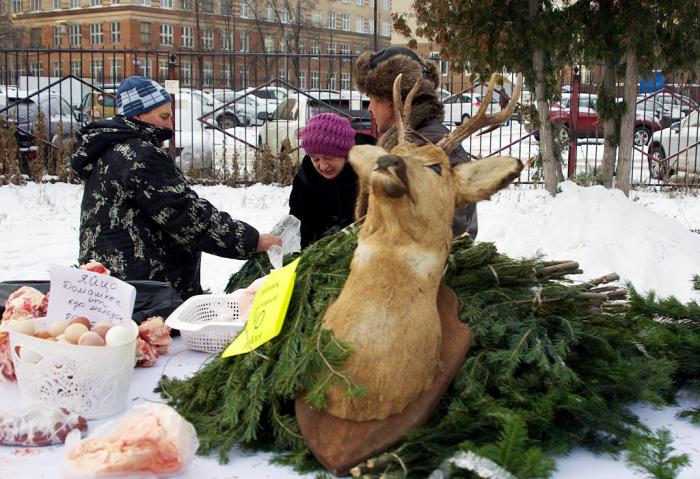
[70,60,81,77]
[327,11,335,29]
[220,0,231,14]
[91,59,104,82]
[203,62,213,87]
[30,0,40,12]
[297,40,305,53]
[240,0,248,18]
[279,36,287,52]
[158,60,168,82]
[161,0,172,6]
[340,43,349,55]
[264,36,274,52]
[356,45,364,54]
[381,19,390,36]
[30,27,41,47]
[239,65,248,87]
[89,23,103,44]
[111,22,120,43]
[12,0,22,13]
[160,24,173,45]
[311,39,319,55]
[341,13,349,30]
[52,61,61,76]
[356,0,362,5]
[181,26,192,48]
[278,69,287,81]
[280,5,289,23]
[69,24,81,46]
[265,1,274,20]
[201,28,213,49]
[52,0,60,8]
[141,0,150,5]
[341,0,349,3]
[110,58,121,82]
[341,72,350,90]
[299,71,306,89]
[111,0,118,4]
[222,31,233,51]
[240,30,249,51]
[139,59,152,78]
[222,64,233,87]
[382,0,389,9]
[356,15,364,33]
[311,71,319,89]
[30,61,42,76]
[90,0,100,6]
[369,0,374,6]
[327,42,336,54]
[140,22,151,45]
[182,0,193,9]
[69,0,78,7]
[313,8,320,26]
[327,72,336,89]
[181,61,192,87]
[201,0,212,12]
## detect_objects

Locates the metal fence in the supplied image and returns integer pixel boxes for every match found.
[1,48,699,187]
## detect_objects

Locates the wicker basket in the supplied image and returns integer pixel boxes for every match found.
[165,295,246,353]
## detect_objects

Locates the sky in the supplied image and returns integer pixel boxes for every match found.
[0,180,699,478]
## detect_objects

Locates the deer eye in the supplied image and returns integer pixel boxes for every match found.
[426,164,442,176]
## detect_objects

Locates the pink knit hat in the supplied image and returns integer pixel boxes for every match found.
[301,113,355,158]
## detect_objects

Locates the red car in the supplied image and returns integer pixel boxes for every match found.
[537,93,662,146]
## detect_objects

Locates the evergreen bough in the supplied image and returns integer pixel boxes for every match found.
[160,226,699,478]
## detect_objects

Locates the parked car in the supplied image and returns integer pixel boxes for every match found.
[179,88,248,129]
[647,110,700,180]
[258,91,374,163]
[651,92,698,125]
[0,89,86,173]
[79,90,117,122]
[538,93,662,146]
[442,90,501,125]
[212,91,268,126]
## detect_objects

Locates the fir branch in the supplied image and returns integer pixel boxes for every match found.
[625,428,691,479]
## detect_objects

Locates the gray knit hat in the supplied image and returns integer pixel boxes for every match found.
[116,76,172,117]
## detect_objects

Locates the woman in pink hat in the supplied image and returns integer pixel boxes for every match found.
[289,112,376,247]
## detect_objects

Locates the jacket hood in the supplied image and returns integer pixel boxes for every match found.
[70,115,173,180]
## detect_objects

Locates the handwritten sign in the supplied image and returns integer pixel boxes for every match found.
[46,264,137,327]
[222,258,300,357]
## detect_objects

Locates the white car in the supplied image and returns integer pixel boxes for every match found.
[177,88,248,129]
[442,90,500,125]
[647,110,700,180]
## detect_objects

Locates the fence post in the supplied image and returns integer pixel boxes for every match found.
[568,66,581,178]
[167,53,177,162]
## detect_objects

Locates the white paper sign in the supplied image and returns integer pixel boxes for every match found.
[46,265,137,326]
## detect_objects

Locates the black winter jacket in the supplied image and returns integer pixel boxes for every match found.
[70,115,260,299]
[289,132,376,248]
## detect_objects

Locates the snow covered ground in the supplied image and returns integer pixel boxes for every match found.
[1,179,699,478]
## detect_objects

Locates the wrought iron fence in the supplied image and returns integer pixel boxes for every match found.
[1,49,698,187]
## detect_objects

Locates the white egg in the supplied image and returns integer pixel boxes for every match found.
[105,325,132,346]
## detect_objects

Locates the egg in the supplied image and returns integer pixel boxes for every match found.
[94,320,113,329]
[93,324,112,339]
[78,331,106,347]
[64,323,89,344]
[105,325,132,346]
[35,331,51,340]
[70,316,92,329]
[11,320,35,336]
[48,319,71,338]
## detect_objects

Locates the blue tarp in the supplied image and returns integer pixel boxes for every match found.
[639,72,666,93]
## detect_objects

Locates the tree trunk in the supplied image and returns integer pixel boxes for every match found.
[600,60,617,188]
[617,48,639,195]
[533,47,559,195]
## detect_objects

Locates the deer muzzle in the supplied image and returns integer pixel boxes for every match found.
[373,155,409,198]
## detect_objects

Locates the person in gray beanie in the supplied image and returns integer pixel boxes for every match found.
[70,76,281,299]
[353,47,478,239]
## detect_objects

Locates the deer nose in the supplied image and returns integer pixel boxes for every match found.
[377,155,403,170]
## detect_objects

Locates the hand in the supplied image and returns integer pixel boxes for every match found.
[256,233,283,253]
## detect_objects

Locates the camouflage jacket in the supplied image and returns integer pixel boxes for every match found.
[71,115,259,299]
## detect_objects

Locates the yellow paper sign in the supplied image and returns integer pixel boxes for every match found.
[222,258,300,357]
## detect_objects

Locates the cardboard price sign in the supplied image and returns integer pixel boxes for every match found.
[222,258,300,357]
[46,265,137,327]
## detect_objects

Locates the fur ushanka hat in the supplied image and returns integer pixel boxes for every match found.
[353,47,441,103]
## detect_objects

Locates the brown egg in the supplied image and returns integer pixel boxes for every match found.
[11,321,35,336]
[70,316,92,329]
[48,319,71,338]
[35,331,52,340]
[64,323,89,344]
[94,320,112,329]
[93,324,112,339]
[78,331,106,347]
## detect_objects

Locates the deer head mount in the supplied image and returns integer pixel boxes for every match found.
[321,73,524,422]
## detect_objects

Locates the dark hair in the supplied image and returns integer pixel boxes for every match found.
[369,47,430,78]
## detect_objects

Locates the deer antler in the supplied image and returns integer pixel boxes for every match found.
[392,73,421,145]
[437,73,523,153]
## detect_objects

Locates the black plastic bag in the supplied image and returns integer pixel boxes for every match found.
[0,280,183,325]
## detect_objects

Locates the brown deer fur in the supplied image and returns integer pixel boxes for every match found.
[320,73,524,422]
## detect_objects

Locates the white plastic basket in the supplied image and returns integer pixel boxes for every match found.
[8,318,138,420]
[165,295,247,353]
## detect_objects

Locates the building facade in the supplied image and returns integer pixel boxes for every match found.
[2,0,393,90]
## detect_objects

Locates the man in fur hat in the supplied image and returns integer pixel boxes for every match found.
[353,47,478,238]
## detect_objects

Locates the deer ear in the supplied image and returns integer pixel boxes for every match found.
[453,157,523,204]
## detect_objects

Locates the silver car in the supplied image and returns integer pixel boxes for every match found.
[647,110,700,180]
